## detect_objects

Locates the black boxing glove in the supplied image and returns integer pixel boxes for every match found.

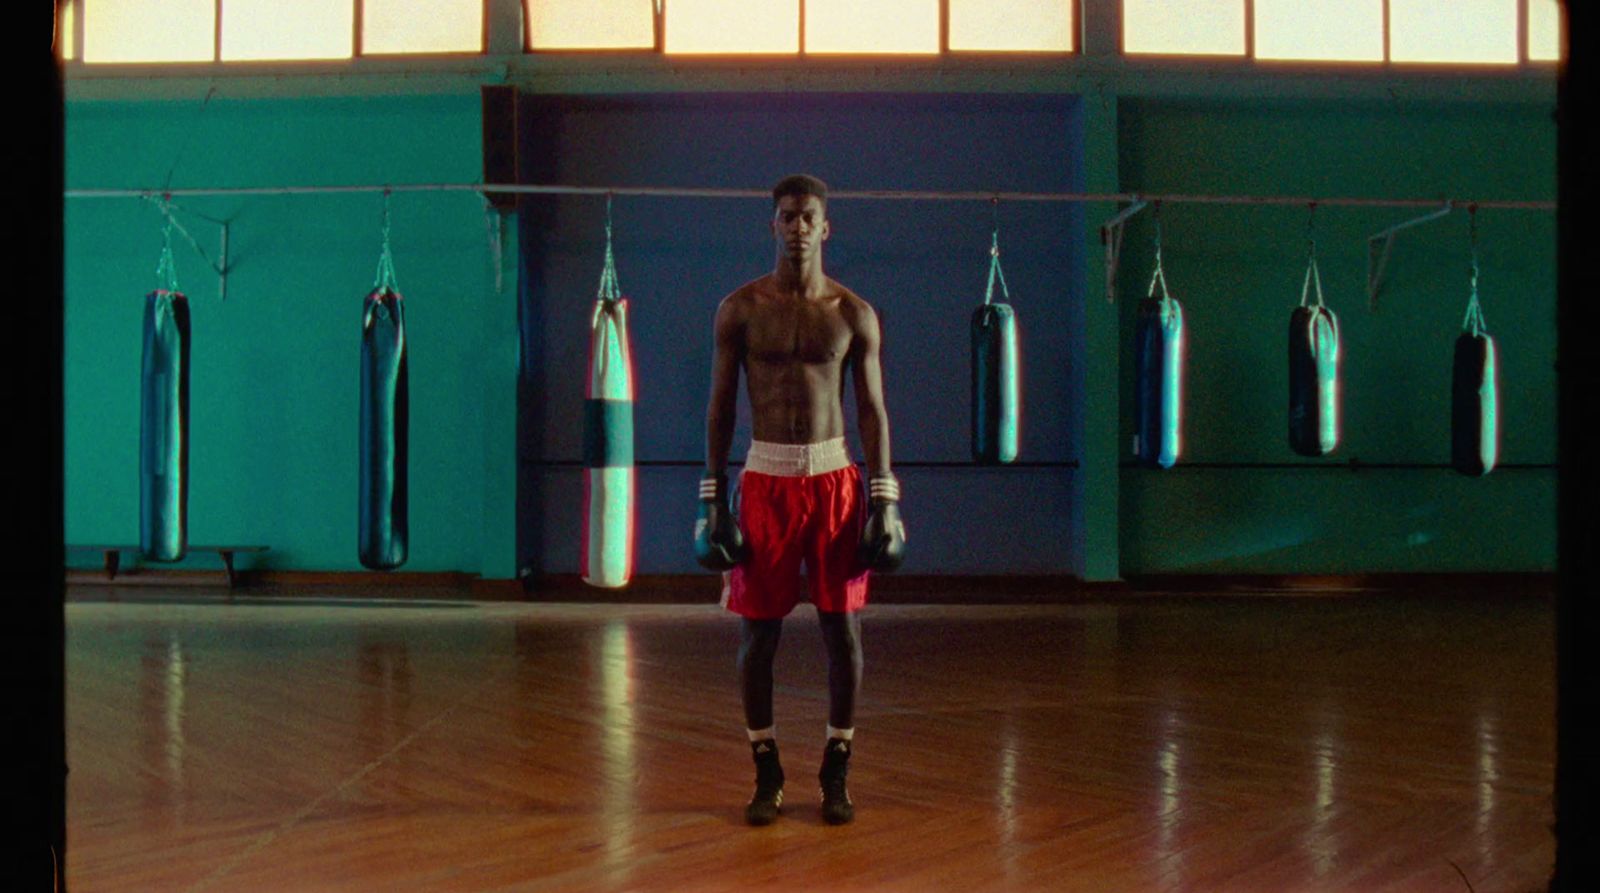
[694,471,748,570]
[858,472,907,572]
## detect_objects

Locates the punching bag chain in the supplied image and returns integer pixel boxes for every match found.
[154,197,180,293]
[1147,201,1172,303]
[373,188,399,293]
[984,197,1011,306]
[1301,202,1325,309]
[598,192,622,302]
[1463,203,1488,336]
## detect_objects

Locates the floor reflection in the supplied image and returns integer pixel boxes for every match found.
[1476,710,1500,870]
[139,634,188,823]
[1307,725,1340,877]
[356,637,413,762]
[1156,707,1184,879]
[597,620,637,879]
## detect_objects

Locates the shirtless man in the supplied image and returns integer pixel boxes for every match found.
[695,174,906,827]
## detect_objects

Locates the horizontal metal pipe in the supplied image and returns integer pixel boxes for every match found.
[62,182,1557,211]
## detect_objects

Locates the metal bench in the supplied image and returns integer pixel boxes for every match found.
[71,545,270,588]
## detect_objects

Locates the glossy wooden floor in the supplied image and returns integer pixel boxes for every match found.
[66,589,1555,892]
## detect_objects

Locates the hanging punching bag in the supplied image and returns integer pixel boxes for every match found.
[1452,211,1498,477]
[1288,257,1340,457]
[1134,250,1184,469]
[971,231,1020,464]
[140,288,190,562]
[582,297,635,588]
[1451,307,1498,477]
[359,287,408,569]
[971,304,1019,463]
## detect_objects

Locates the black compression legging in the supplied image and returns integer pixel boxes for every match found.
[738,611,863,732]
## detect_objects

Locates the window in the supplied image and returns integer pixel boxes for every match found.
[528,0,655,51]
[664,0,798,54]
[948,0,1075,53]
[83,0,214,63]
[57,0,76,60]
[221,0,352,61]
[363,0,483,55]
[1389,0,1516,64]
[807,0,938,54]
[1255,0,1382,62]
[1527,0,1562,63]
[1125,0,1556,64]
[1123,0,1245,56]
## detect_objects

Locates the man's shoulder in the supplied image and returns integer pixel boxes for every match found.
[716,277,769,320]
[830,281,877,321]
[721,276,772,305]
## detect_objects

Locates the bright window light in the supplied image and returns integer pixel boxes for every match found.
[949,0,1074,52]
[83,0,214,63]
[58,0,75,59]
[665,0,798,54]
[1255,0,1382,61]
[1528,0,1562,62]
[529,0,655,50]
[363,0,482,54]
[1124,0,1245,56]
[806,0,937,54]
[1389,0,1516,64]
[221,0,352,60]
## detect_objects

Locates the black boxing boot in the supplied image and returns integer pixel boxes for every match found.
[819,738,855,825]
[745,739,784,826]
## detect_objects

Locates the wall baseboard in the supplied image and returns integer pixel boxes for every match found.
[65,569,1555,602]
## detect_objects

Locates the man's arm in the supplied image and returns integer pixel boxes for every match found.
[706,295,744,474]
[850,302,892,477]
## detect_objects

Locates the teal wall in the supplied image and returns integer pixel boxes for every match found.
[60,85,1556,580]
[64,94,518,577]
[1113,98,1557,573]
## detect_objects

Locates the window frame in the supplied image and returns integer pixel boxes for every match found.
[55,0,1558,103]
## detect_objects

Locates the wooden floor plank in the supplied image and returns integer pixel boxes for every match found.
[66,594,1554,892]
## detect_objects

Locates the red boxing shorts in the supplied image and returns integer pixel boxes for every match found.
[721,438,869,620]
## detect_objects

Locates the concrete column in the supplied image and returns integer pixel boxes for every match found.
[1078,91,1123,582]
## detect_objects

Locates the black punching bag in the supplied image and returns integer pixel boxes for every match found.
[1288,258,1340,457]
[359,287,408,569]
[140,289,190,562]
[1452,218,1499,477]
[971,303,1020,464]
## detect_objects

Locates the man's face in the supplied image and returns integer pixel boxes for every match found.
[772,194,830,264]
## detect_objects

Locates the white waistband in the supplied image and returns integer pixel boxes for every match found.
[743,438,853,477]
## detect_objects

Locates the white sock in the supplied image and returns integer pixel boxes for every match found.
[826,725,854,742]
[747,726,776,743]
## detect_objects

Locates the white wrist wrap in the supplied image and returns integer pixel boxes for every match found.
[868,474,900,502]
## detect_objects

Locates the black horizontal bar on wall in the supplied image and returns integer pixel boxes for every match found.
[1118,461,1557,470]
[526,459,1083,469]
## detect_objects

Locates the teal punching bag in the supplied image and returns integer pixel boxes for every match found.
[1288,232,1340,457]
[141,217,189,562]
[359,200,408,569]
[581,205,635,589]
[1452,209,1498,477]
[1133,216,1184,469]
[140,288,190,562]
[971,229,1020,464]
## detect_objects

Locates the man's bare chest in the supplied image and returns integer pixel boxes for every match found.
[746,301,852,366]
